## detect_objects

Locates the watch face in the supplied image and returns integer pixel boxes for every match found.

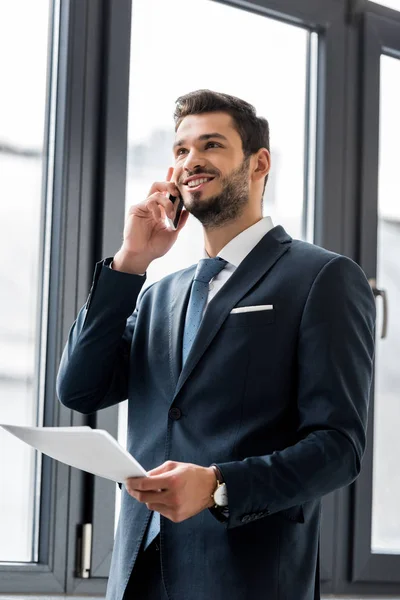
[214,483,228,507]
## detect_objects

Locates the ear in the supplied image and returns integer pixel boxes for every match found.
[251,148,271,183]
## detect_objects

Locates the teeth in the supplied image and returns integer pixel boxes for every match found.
[187,177,212,188]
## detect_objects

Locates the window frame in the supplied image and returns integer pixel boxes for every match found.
[0,0,69,593]
[0,0,122,595]
[351,8,400,589]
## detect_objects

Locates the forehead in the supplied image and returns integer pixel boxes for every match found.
[175,112,241,144]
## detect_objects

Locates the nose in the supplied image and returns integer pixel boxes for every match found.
[182,149,207,173]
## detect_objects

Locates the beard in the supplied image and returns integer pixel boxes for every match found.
[185,157,250,229]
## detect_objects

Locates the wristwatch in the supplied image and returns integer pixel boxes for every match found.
[211,465,228,507]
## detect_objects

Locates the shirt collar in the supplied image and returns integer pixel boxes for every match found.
[203,216,274,267]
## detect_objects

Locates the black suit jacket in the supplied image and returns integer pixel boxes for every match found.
[57,226,376,600]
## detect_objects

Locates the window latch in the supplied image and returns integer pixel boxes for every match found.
[369,278,388,339]
[76,523,92,579]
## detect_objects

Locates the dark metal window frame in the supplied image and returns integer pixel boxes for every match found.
[350,7,400,592]
[0,0,69,593]
[4,0,400,595]
[0,0,129,595]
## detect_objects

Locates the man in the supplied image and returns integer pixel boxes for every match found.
[57,89,376,600]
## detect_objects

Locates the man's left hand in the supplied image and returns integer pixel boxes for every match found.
[125,460,217,523]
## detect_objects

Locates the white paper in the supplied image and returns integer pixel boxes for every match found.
[0,424,147,482]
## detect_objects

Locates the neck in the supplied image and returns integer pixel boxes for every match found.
[203,208,263,258]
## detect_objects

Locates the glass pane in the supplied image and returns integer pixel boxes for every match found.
[0,1,53,562]
[126,0,315,287]
[371,55,400,554]
[116,0,317,527]
[370,0,400,10]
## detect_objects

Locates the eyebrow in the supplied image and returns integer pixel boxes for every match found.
[173,132,228,151]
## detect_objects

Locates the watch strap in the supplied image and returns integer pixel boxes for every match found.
[208,464,229,521]
[211,464,224,485]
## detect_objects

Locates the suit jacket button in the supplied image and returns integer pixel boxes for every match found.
[168,407,182,420]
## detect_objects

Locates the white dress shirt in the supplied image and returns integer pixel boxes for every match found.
[203,216,274,309]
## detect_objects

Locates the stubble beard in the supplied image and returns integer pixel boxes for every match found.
[185,157,251,230]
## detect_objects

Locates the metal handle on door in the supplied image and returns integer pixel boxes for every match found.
[368,278,388,339]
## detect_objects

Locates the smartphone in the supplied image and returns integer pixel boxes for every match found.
[166,192,184,230]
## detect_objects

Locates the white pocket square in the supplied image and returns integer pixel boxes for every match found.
[230,304,274,314]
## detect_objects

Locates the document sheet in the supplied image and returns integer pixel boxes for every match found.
[0,424,147,482]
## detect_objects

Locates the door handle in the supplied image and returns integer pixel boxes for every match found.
[368,278,388,339]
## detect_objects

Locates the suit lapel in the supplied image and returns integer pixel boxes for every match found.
[173,226,292,399]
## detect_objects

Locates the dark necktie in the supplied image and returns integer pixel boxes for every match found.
[182,257,228,366]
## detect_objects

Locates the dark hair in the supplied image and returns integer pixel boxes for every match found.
[174,89,270,190]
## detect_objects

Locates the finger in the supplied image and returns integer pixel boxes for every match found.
[129,489,169,504]
[125,475,147,486]
[155,203,163,221]
[147,460,178,476]
[166,167,174,182]
[145,200,161,222]
[125,479,165,496]
[147,181,179,198]
[128,473,170,491]
[146,199,167,222]
[147,193,175,219]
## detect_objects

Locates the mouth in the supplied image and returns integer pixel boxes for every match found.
[184,176,216,192]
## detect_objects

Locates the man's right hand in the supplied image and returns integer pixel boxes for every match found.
[113,167,189,274]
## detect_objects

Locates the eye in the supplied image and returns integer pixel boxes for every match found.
[205,141,221,149]
[176,148,188,156]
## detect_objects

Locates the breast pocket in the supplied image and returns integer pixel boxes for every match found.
[224,308,276,328]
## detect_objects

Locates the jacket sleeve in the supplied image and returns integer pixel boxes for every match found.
[56,259,148,414]
[215,255,376,529]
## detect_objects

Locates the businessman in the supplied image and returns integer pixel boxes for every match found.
[57,89,376,600]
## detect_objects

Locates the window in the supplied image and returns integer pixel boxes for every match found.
[125,0,316,289]
[0,0,53,563]
[370,0,400,10]
[371,54,400,554]
[352,13,400,589]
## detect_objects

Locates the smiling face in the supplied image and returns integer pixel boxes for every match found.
[173,112,253,228]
